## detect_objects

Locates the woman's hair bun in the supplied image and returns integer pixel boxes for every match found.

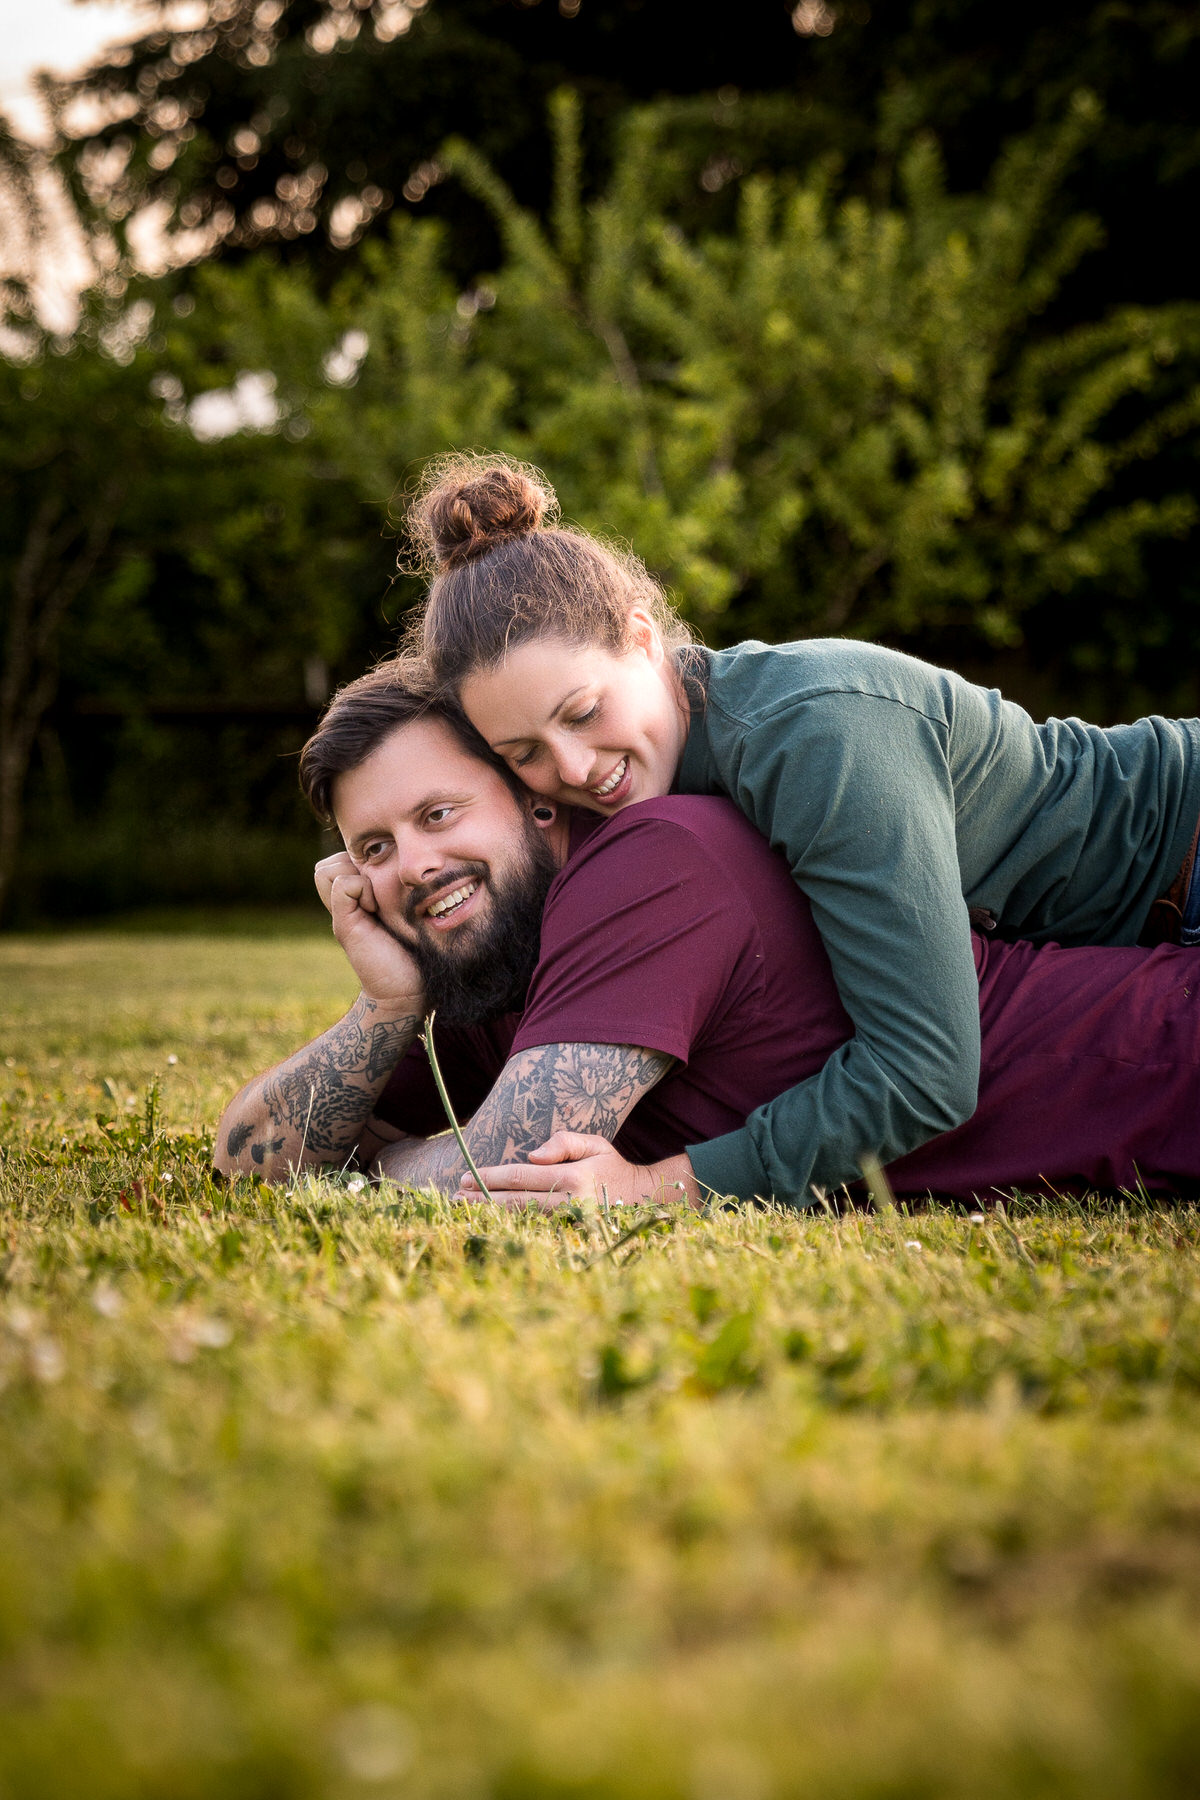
[408,454,559,573]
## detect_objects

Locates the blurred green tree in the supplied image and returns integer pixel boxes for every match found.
[0,296,163,920]
[0,275,389,924]
[9,58,1200,919]
[49,0,1200,317]
[49,0,821,281]
[293,94,1200,660]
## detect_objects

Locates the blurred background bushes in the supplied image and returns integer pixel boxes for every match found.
[3,0,1200,924]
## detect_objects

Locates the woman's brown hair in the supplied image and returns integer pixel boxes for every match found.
[405,453,695,691]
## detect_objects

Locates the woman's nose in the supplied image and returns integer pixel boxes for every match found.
[551,739,594,789]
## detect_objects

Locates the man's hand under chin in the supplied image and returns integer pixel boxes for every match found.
[315,851,424,1008]
[458,1132,704,1211]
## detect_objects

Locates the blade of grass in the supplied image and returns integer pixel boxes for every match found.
[861,1154,898,1215]
[422,1011,496,1204]
[582,1211,672,1269]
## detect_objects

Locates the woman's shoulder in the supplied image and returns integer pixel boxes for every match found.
[703,637,966,722]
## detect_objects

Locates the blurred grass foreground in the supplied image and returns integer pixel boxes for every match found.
[3,927,1200,1799]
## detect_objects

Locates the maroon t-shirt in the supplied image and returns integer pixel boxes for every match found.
[376,797,1200,1198]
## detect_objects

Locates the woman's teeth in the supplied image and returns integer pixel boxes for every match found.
[592,757,628,798]
[428,880,479,919]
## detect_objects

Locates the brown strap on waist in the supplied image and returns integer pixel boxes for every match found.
[1139,811,1200,947]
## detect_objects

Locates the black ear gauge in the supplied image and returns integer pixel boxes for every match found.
[532,805,556,822]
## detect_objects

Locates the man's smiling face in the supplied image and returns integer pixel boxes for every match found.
[332,716,558,1024]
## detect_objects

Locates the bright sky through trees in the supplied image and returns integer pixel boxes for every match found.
[0,0,148,141]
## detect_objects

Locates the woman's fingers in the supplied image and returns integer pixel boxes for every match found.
[526,1131,613,1164]
[462,1162,572,1192]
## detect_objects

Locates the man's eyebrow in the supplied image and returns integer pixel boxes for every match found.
[347,789,468,849]
[490,685,589,748]
[347,823,390,854]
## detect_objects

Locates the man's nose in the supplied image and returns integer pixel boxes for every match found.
[394,832,447,890]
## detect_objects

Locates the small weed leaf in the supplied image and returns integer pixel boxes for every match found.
[218,1228,244,1270]
[118,1180,143,1213]
[143,1076,162,1145]
[819,1333,867,1382]
[595,1342,656,1402]
[689,1282,720,1325]
[687,1311,758,1395]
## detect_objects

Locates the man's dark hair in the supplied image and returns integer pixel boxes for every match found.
[299,654,518,826]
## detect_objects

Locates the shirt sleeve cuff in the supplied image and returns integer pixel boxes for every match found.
[685,1127,773,1204]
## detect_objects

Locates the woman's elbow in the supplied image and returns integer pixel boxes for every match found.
[929,1059,980,1134]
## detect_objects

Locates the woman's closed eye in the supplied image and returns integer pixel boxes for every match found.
[507,703,600,769]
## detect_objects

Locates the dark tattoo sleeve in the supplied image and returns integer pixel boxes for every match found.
[259,996,419,1153]
[218,994,422,1176]
[376,1041,674,1192]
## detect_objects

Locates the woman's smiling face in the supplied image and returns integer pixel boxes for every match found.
[459,613,689,813]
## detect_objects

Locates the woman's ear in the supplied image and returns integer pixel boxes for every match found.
[626,606,665,665]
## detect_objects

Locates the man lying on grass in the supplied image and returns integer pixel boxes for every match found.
[215,658,1200,1206]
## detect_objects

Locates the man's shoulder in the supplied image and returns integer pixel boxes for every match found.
[546,796,799,952]
[515,797,779,1067]
[563,795,772,880]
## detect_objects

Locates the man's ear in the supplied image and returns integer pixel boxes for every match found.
[626,606,665,666]
[530,803,557,828]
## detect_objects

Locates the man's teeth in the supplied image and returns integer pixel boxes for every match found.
[428,880,479,919]
[592,757,628,798]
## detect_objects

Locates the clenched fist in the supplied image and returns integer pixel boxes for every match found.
[315,852,425,1011]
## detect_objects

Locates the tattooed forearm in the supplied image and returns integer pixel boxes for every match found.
[261,999,416,1144]
[376,1041,673,1193]
[214,994,422,1180]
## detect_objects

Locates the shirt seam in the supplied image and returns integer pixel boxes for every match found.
[706,685,950,737]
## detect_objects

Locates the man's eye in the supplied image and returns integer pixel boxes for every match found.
[362,841,388,860]
[425,806,455,825]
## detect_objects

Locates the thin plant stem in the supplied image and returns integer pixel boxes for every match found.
[422,1011,496,1204]
[861,1153,898,1215]
[290,1082,316,1184]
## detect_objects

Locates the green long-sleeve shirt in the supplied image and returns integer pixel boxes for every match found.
[675,639,1200,1206]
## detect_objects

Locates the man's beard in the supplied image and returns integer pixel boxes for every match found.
[404,826,558,1028]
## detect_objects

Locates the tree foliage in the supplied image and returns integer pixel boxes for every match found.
[253,94,1198,658]
[50,0,1200,313]
[8,0,1200,918]
[0,303,166,919]
[0,284,390,924]
[50,0,822,277]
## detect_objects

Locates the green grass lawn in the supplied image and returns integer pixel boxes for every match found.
[3,929,1200,1799]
